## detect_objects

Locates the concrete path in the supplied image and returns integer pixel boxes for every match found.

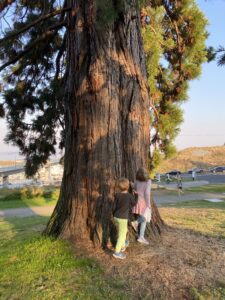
[0,205,54,218]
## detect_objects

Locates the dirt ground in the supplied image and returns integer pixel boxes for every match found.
[74,225,225,300]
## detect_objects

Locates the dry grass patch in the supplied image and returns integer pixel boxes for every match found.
[76,227,225,300]
[160,207,225,239]
[74,206,225,300]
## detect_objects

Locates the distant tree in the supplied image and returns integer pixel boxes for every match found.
[0,0,207,244]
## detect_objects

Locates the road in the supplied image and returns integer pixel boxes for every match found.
[181,173,225,184]
[196,174,225,184]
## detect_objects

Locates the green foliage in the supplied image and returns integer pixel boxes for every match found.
[96,0,121,26]
[150,148,163,170]
[206,46,216,63]
[0,187,59,209]
[216,46,225,66]
[0,187,44,201]
[0,1,65,176]
[189,287,225,300]
[138,0,148,8]
[142,1,208,171]
[0,102,4,117]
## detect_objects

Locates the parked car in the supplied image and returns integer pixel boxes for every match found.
[166,170,181,176]
[188,168,204,174]
[210,166,225,173]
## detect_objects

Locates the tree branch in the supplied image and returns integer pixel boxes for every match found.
[55,33,67,79]
[0,21,66,72]
[150,103,159,120]
[0,6,71,45]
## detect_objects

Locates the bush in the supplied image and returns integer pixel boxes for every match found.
[0,187,59,202]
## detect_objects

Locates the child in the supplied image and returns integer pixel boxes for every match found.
[113,177,137,259]
[166,173,171,184]
[177,174,184,196]
[131,168,151,245]
[192,170,196,181]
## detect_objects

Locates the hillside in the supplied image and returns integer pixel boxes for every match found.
[157,146,225,173]
[0,160,23,167]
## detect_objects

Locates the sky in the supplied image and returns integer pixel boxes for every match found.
[0,0,225,157]
[175,0,225,149]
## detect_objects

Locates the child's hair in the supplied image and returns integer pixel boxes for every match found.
[117,177,130,192]
[136,168,149,182]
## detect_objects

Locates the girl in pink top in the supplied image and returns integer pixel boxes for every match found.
[132,168,151,245]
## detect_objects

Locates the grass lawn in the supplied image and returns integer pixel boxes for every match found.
[186,184,225,193]
[160,200,225,239]
[0,187,58,209]
[164,199,225,209]
[1,189,225,299]
[0,216,128,300]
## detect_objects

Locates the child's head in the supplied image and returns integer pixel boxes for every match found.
[136,168,149,181]
[117,177,129,192]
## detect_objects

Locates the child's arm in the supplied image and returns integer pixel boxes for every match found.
[130,192,138,207]
[144,180,151,208]
[112,194,118,215]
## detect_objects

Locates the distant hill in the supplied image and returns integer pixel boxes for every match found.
[0,160,24,167]
[157,146,225,173]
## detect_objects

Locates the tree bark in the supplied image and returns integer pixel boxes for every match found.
[45,0,165,246]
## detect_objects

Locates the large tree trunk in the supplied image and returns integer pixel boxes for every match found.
[45,0,165,246]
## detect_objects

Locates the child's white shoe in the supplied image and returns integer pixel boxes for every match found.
[137,237,149,245]
[113,252,126,259]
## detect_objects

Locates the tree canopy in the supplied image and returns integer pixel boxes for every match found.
[141,0,208,169]
[0,0,208,175]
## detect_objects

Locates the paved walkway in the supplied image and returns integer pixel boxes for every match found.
[0,205,54,218]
